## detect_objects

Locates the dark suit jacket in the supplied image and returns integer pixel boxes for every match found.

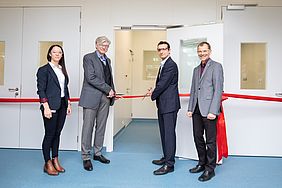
[36,63,70,110]
[151,57,180,114]
[79,51,115,110]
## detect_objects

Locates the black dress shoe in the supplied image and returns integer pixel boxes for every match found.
[93,155,110,164]
[198,170,215,182]
[83,160,93,171]
[189,165,205,173]
[152,157,165,165]
[153,165,174,175]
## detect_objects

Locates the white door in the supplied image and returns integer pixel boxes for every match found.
[0,8,23,148]
[167,23,223,159]
[20,7,81,150]
[223,7,282,156]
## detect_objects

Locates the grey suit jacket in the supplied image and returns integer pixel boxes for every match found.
[79,51,115,109]
[188,59,224,117]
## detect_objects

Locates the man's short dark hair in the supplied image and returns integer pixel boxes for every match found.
[157,41,170,50]
[197,41,211,50]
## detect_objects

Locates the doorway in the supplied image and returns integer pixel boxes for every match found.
[113,29,166,136]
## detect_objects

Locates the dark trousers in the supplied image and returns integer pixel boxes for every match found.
[41,98,67,162]
[192,103,217,172]
[158,110,178,167]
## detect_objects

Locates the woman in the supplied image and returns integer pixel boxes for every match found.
[36,45,71,176]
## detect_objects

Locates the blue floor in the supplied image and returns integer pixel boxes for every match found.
[1,119,282,188]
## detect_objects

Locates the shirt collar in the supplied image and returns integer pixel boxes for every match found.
[160,56,170,67]
[49,62,62,69]
[200,58,210,67]
[96,51,107,60]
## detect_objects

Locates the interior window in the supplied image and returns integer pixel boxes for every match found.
[179,38,206,92]
[241,43,266,89]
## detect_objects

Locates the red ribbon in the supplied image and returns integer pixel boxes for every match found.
[217,96,229,162]
[223,93,282,102]
[217,107,228,161]
[1,93,282,102]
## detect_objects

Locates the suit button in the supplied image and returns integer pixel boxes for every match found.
[198,88,200,90]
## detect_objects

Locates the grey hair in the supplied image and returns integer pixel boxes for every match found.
[95,36,111,45]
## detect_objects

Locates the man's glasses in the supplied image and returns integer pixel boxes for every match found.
[99,44,110,48]
[157,47,168,52]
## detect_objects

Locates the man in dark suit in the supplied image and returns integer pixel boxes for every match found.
[147,41,180,175]
[187,42,224,182]
[79,36,115,171]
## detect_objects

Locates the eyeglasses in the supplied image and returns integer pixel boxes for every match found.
[99,44,110,48]
[157,48,168,52]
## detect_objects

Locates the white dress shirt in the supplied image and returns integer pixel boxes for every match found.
[49,62,65,97]
[159,56,169,77]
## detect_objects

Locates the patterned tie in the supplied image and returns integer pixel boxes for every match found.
[100,56,106,65]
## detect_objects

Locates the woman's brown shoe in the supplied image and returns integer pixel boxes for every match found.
[52,157,65,173]
[44,160,59,176]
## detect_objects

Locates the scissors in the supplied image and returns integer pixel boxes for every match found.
[142,87,152,101]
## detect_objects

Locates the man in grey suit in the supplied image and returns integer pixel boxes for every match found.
[79,36,115,171]
[187,42,224,181]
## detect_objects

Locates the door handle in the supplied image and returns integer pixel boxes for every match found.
[8,87,19,92]
[275,93,282,97]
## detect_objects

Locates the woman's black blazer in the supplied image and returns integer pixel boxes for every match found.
[36,63,70,110]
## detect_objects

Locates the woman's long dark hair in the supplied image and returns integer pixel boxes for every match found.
[47,44,69,81]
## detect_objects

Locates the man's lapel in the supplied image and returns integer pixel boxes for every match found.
[199,59,212,83]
